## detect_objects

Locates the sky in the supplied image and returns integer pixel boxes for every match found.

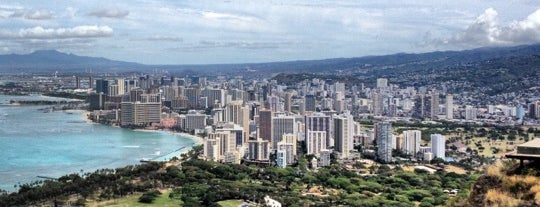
[0,0,539,64]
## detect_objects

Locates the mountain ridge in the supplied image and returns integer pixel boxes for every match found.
[0,43,539,75]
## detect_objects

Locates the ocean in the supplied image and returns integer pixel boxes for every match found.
[0,94,195,191]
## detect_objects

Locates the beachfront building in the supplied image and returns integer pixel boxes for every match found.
[120,102,161,126]
[184,110,207,131]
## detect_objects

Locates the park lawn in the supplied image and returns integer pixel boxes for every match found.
[88,190,181,207]
[217,199,244,207]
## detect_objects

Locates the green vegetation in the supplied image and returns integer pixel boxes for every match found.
[44,92,87,100]
[138,190,161,204]
[0,145,478,206]
[93,190,181,207]
[217,199,244,207]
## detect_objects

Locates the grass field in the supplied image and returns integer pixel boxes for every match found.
[217,199,244,207]
[87,190,182,207]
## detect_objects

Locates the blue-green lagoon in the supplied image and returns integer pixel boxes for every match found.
[0,94,196,191]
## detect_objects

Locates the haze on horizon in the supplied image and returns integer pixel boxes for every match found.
[0,0,539,65]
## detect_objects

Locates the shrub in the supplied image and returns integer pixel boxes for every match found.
[138,190,161,203]
[484,189,520,207]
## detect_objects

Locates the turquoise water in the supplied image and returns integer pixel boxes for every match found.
[0,94,195,191]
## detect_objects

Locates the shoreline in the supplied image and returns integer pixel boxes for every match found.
[133,129,204,145]
[79,110,203,160]
[132,129,204,161]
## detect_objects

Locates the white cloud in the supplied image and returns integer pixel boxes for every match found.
[0,25,113,39]
[133,35,183,42]
[444,8,540,46]
[8,9,53,20]
[24,9,52,20]
[88,9,129,18]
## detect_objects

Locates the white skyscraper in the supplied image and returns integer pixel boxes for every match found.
[376,122,393,163]
[376,78,388,88]
[465,105,477,120]
[446,94,453,120]
[402,130,421,155]
[305,112,332,148]
[430,134,445,160]
[333,113,353,158]
[306,131,327,155]
[116,78,125,95]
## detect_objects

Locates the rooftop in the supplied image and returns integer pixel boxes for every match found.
[518,138,540,148]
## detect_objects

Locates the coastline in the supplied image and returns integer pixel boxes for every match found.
[133,129,204,145]
[78,110,204,161]
[132,129,204,161]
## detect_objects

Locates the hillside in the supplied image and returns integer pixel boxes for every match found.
[456,160,540,207]
[0,50,143,73]
[0,43,539,76]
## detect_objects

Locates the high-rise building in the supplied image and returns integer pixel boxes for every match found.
[276,149,287,168]
[184,110,207,131]
[305,95,316,112]
[203,131,233,162]
[185,87,201,109]
[89,93,106,110]
[413,93,439,119]
[529,101,540,119]
[376,122,393,163]
[465,105,477,120]
[271,115,296,149]
[248,138,270,161]
[305,112,332,148]
[120,101,161,126]
[277,140,295,166]
[430,134,445,160]
[216,124,245,150]
[402,130,421,155]
[376,78,388,88]
[333,113,353,158]
[284,92,292,113]
[429,93,439,119]
[96,79,109,95]
[89,77,94,89]
[75,76,80,89]
[319,149,331,167]
[281,133,297,156]
[108,84,119,96]
[371,92,384,116]
[203,138,220,161]
[268,95,280,112]
[446,94,453,120]
[306,131,327,155]
[204,88,225,108]
[116,78,126,95]
[259,109,273,142]
[225,101,250,140]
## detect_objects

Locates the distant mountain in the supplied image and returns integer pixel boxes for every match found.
[0,43,539,75]
[0,50,143,73]
[154,43,540,77]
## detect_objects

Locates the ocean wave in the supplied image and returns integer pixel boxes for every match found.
[120,145,140,148]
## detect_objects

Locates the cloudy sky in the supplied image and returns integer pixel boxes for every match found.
[0,0,539,64]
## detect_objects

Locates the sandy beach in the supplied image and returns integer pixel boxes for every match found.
[133,129,204,145]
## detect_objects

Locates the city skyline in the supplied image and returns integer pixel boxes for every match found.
[0,1,539,64]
